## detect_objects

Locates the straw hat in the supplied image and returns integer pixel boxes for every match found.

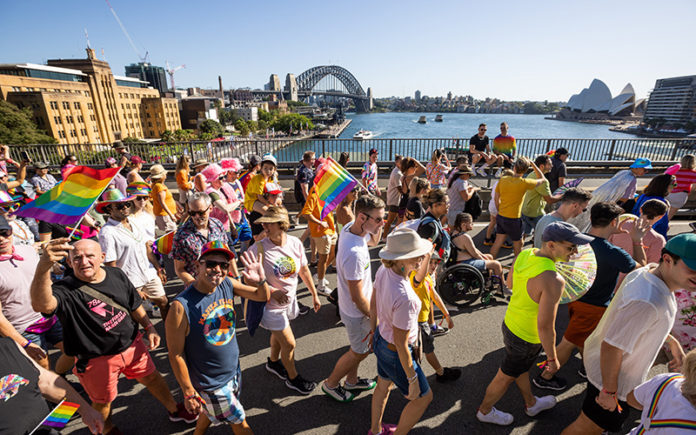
[378,228,432,261]
[95,188,135,214]
[150,164,167,179]
[193,159,209,169]
[254,206,290,225]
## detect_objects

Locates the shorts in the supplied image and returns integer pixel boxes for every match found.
[260,299,299,331]
[199,366,246,425]
[488,200,497,216]
[500,322,542,378]
[418,322,435,354]
[136,278,166,299]
[373,327,430,397]
[387,204,399,213]
[340,312,372,355]
[459,258,486,271]
[581,381,630,433]
[235,220,252,243]
[666,191,689,209]
[312,232,337,255]
[521,214,542,236]
[155,215,177,233]
[74,334,156,404]
[248,211,263,237]
[496,215,523,241]
[564,301,606,348]
[22,319,64,351]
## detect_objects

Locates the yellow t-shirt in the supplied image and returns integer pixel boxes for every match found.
[409,271,435,323]
[243,174,267,211]
[495,176,539,219]
[301,186,336,238]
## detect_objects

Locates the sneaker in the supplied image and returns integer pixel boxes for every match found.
[483,238,494,246]
[436,367,461,383]
[501,241,513,249]
[494,167,503,178]
[298,301,311,316]
[525,395,557,417]
[285,374,316,395]
[431,324,449,336]
[532,374,568,391]
[344,378,377,391]
[476,407,513,426]
[578,366,587,379]
[265,357,288,380]
[316,281,332,296]
[322,381,355,402]
[476,167,488,177]
[169,402,199,423]
[150,306,161,318]
[368,423,397,435]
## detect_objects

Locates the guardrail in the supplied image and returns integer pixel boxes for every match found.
[7,137,696,168]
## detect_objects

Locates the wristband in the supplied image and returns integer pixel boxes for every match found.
[184,393,198,400]
[546,358,556,362]
[407,373,417,383]
[257,279,267,287]
[143,323,155,330]
[23,339,32,348]
[601,388,616,395]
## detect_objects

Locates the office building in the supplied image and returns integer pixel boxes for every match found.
[644,75,696,123]
[125,62,169,95]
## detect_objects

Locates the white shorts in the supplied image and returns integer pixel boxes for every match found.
[340,312,372,355]
[666,191,688,209]
[488,200,497,216]
[260,299,299,331]
[136,278,166,299]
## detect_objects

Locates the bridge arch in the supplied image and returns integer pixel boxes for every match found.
[295,65,370,111]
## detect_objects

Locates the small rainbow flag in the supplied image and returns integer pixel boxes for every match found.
[14,166,120,226]
[36,399,80,430]
[154,231,175,255]
[313,157,358,220]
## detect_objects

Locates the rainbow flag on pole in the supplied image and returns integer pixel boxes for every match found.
[313,157,358,220]
[14,166,120,226]
[30,399,80,433]
[154,231,175,255]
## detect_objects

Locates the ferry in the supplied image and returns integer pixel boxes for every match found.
[435,114,443,122]
[417,116,427,124]
[353,129,374,140]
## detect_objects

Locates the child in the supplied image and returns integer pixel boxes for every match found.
[451,212,508,293]
[406,177,429,220]
[410,251,460,383]
[244,154,277,238]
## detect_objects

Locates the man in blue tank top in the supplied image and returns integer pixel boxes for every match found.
[166,241,270,434]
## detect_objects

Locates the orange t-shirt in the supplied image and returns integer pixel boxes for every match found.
[151,182,177,216]
[301,187,336,238]
[176,169,193,191]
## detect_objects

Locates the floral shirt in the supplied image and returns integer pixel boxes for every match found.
[425,161,449,187]
[362,162,378,194]
[172,216,228,277]
[673,289,696,351]
[30,174,57,193]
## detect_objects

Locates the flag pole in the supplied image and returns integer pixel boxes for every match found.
[66,167,120,240]
[325,156,371,194]
[28,398,67,435]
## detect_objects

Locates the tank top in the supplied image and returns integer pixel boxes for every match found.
[504,248,556,344]
[174,278,240,391]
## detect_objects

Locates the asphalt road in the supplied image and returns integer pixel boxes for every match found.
[58,220,694,435]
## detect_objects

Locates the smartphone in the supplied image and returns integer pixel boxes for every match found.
[20,151,30,161]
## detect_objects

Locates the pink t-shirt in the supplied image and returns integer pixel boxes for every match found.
[374,266,421,345]
[608,220,666,290]
[673,168,696,193]
[250,235,307,310]
[0,245,43,333]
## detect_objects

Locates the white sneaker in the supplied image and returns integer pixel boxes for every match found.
[476,407,513,426]
[476,167,488,177]
[494,167,503,178]
[316,279,331,296]
[525,395,557,417]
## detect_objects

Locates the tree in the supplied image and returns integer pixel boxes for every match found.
[218,108,239,126]
[160,129,174,142]
[258,109,273,123]
[271,113,314,134]
[174,129,195,141]
[0,101,57,144]
[234,119,250,136]
[258,119,268,132]
[199,119,224,136]
[122,136,145,143]
[247,120,258,133]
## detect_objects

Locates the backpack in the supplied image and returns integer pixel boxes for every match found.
[464,190,483,220]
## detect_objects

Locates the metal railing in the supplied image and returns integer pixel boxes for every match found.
[7,137,696,168]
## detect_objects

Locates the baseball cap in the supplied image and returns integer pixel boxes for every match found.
[0,216,10,231]
[264,182,283,195]
[555,147,569,156]
[541,221,594,245]
[665,233,696,270]
[369,148,378,156]
[198,240,235,260]
[630,158,653,169]
[261,153,277,167]
[105,157,117,166]
[130,155,144,165]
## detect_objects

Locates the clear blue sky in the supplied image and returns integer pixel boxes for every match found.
[2,0,694,101]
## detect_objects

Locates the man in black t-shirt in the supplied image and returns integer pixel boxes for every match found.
[547,147,569,193]
[469,123,497,177]
[30,238,197,434]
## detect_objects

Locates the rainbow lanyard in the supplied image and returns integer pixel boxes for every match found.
[636,374,696,433]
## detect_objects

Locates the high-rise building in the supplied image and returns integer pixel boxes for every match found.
[125,62,168,95]
[644,75,696,123]
[415,90,421,102]
[0,48,181,144]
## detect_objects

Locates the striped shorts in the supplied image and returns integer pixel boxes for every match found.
[198,366,245,425]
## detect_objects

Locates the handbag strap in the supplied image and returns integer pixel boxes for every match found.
[67,275,130,314]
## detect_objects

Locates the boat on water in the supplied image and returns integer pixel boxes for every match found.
[417,116,427,124]
[353,129,374,140]
[435,114,443,122]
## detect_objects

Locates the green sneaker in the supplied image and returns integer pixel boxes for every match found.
[321,381,355,402]
[344,378,377,391]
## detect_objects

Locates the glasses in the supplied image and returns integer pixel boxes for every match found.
[189,206,210,217]
[201,259,229,270]
[0,229,12,237]
[479,128,487,131]
[0,203,19,213]
[114,202,132,210]
[361,212,385,222]
[134,196,148,201]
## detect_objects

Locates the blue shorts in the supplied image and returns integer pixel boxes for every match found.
[373,327,430,397]
[21,319,64,351]
[459,258,486,271]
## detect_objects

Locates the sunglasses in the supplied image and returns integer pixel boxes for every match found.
[0,229,12,237]
[0,203,19,213]
[201,259,229,270]
[189,206,210,217]
[134,196,148,201]
[114,202,132,210]
[361,212,385,222]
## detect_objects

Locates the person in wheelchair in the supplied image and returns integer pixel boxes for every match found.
[450,212,507,292]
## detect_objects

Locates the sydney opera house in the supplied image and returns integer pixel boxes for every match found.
[556,79,645,120]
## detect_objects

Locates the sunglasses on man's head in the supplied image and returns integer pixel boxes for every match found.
[0,229,12,237]
[200,259,229,270]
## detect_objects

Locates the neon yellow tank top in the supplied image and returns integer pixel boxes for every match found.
[503,248,556,344]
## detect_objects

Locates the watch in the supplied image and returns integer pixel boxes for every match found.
[257,279,267,287]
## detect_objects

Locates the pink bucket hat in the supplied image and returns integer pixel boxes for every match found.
[200,163,226,183]
[219,158,242,173]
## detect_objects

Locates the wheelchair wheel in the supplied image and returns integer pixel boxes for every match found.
[436,264,486,308]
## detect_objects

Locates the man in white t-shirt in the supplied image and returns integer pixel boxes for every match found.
[562,233,696,435]
[383,155,403,239]
[96,189,169,318]
[321,195,385,403]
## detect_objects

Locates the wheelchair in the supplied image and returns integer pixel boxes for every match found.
[436,262,506,308]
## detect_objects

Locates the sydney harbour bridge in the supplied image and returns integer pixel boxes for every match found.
[254,65,373,112]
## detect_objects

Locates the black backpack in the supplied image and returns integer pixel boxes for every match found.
[464,190,483,221]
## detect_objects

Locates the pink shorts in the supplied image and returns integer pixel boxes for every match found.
[74,334,156,404]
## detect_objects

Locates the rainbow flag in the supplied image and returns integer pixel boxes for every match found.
[14,166,120,226]
[313,157,358,219]
[154,231,175,255]
[36,400,80,430]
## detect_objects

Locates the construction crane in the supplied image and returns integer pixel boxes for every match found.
[105,0,149,63]
[166,61,185,90]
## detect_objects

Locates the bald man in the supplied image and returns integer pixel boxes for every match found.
[30,239,198,434]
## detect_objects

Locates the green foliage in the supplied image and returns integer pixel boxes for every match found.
[523,102,558,114]
[122,136,145,143]
[271,113,314,134]
[160,129,174,142]
[218,108,239,126]
[258,109,273,123]
[0,101,57,144]
[258,119,268,132]
[286,100,309,108]
[234,119,250,136]
[174,129,195,141]
[198,119,224,137]
[247,120,258,132]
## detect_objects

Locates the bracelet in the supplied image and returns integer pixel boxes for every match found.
[601,388,616,395]
[184,393,198,400]
[407,373,418,382]
[257,279,267,287]
[22,339,32,348]
[143,323,155,330]
[546,358,556,362]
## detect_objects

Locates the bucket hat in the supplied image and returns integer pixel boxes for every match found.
[254,206,290,225]
[378,228,432,261]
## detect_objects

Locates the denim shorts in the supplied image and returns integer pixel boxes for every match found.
[500,321,542,378]
[459,258,486,271]
[373,327,430,397]
[22,319,64,351]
